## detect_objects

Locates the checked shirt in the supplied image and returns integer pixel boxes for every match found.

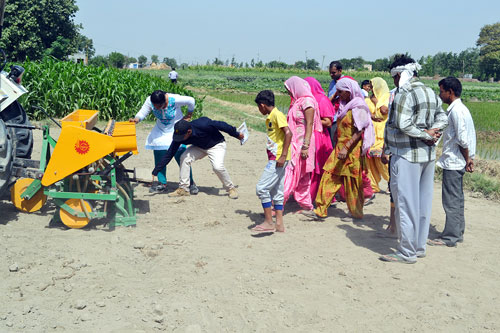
[384,78,448,163]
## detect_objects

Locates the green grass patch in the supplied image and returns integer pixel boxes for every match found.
[208,92,291,115]
[202,97,266,133]
[435,167,500,201]
[465,102,500,132]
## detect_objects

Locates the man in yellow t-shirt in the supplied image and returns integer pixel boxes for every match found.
[252,90,292,233]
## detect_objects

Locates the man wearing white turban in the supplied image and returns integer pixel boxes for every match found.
[380,54,448,264]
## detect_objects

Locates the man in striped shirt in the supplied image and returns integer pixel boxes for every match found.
[380,54,448,264]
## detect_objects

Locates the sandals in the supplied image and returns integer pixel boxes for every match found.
[427,239,456,247]
[379,253,416,264]
[251,224,276,233]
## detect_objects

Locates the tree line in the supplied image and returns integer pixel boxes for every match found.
[0,1,498,80]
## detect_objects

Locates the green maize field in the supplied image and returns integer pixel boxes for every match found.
[17,58,203,121]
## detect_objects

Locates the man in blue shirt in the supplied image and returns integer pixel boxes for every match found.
[327,61,343,101]
[327,60,343,145]
[153,117,244,199]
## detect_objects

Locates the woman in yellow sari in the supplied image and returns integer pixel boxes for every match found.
[365,77,390,193]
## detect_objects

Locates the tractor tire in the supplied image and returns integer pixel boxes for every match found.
[0,100,33,159]
[0,118,15,198]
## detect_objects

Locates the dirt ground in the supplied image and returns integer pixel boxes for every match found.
[1,124,500,332]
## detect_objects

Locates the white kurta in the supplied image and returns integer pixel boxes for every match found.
[135,94,195,150]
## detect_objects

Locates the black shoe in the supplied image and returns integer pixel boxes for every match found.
[189,183,199,195]
[149,183,168,193]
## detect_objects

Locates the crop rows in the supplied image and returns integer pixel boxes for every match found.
[17,58,203,121]
[149,67,500,102]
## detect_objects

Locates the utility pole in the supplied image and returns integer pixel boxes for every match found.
[321,55,325,70]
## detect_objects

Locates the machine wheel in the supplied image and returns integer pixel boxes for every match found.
[10,178,47,212]
[59,199,92,229]
[0,100,33,159]
[0,119,14,198]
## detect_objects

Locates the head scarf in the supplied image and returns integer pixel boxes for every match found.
[304,77,335,121]
[370,77,390,111]
[335,78,375,154]
[390,62,421,90]
[284,76,322,133]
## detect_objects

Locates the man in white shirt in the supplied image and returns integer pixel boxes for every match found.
[168,68,178,84]
[428,77,476,247]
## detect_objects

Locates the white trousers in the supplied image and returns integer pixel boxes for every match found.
[390,155,435,260]
[179,142,234,191]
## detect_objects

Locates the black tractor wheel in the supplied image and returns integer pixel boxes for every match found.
[0,100,33,159]
[0,118,15,198]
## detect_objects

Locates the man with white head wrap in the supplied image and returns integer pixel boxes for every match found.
[379,54,448,264]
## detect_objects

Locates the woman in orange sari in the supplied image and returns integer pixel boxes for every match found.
[314,79,374,219]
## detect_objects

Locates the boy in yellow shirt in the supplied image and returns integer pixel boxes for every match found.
[252,90,292,233]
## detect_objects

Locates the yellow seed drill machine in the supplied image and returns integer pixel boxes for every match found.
[9,109,139,229]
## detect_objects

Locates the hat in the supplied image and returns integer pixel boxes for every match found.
[173,120,191,142]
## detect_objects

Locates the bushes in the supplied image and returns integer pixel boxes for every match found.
[17,58,203,121]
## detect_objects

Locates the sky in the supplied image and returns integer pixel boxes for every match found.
[75,0,500,68]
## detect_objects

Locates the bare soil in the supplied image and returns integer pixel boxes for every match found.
[1,125,499,332]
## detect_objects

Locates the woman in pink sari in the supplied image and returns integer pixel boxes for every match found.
[283,76,322,213]
[304,77,334,202]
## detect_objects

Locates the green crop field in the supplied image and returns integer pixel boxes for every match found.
[19,59,204,121]
[148,66,500,102]
[147,66,500,160]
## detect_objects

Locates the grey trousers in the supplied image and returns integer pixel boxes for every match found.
[256,160,288,206]
[390,155,435,260]
[440,168,466,245]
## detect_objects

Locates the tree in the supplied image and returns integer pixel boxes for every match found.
[138,55,147,68]
[151,54,159,64]
[88,55,109,67]
[44,36,74,60]
[126,56,137,65]
[267,60,289,69]
[250,58,255,67]
[476,22,500,80]
[372,57,391,71]
[294,61,306,69]
[458,48,480,78]
[163,57,178,68]
[0,0,85,61]
[74,33,95,59]
[306,58,319,70]
[108,52,126,68]
[212,57,223,66]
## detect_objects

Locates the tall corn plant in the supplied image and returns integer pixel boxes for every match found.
[18,58,203,121]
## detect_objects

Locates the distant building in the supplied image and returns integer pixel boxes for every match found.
[128,63,139,69]
[363,64,372,72]
[69,52,87,65]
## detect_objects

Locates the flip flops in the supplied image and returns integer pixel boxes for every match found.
[379,253,416,264]
[251,224,276,233]
[427,239,456,247]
